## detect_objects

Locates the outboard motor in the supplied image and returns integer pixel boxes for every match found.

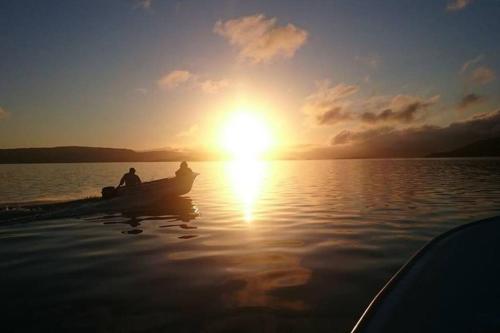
[101,186,117,199]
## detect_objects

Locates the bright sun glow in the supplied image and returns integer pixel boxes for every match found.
[220,110,273,160]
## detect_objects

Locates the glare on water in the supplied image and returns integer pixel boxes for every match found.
[225,160,267,222]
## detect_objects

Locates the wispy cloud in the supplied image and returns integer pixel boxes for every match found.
[316,107,353,125]
[457,93,484,110]
[199,79,230,94]
[302,80,359,125]
[355,55,380,70]
[446,0,473,11]
[157,70,230,94]
[460,55,496,85]
[461,54,483,73]
[135,88,148,95]
[360,95,440,124]
[0,106,8,120]
[135,0,152,10]
[177,124,199,138]
[470,66,496,85]
[157,70,193,90]
[302,80,439,126]
[214,14,308,64]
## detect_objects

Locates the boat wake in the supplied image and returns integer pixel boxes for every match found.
[1,174,199,224]
[0,196,198,225]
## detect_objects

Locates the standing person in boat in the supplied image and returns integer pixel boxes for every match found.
[175,161,193,177]
[117,167,142,188]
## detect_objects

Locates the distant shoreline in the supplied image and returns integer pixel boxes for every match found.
[2,157,500,164]
[1,141,499,163]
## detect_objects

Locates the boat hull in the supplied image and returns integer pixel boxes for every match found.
[351,216,500,333]
[103,173,198,201]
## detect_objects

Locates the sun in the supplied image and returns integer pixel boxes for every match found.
[220,110,273,160]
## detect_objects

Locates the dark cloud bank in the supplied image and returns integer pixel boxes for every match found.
[293,110,500,159]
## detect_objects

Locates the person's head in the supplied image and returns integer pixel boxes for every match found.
[180,161,188,168]
[129,167,136,174]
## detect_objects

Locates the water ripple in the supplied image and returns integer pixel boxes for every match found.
[1,159,500,332]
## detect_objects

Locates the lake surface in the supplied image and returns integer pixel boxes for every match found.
[2,159,500,332]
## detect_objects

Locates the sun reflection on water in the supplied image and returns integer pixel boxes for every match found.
[226,160,267,222]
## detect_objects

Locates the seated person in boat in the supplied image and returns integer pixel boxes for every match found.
[175,161,193,177]
[117,167,142,187]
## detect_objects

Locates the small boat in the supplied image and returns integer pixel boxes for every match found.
[351,216,500,333]
[0,174,198,223]
[102,173,198,200]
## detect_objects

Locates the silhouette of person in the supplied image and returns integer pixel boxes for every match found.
[118,167,142,187]
[175,161,193,177]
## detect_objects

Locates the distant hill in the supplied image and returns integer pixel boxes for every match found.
[0,146,190,163]
[428,137,500,157]
[3,138,500,163]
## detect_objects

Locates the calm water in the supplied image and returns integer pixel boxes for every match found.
[2,159,500,332]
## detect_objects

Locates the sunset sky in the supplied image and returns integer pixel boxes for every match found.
[1,0,499,157]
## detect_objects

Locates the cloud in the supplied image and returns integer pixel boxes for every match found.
[135,88,148,95]
[158,70,192,89]
[333,126,393,145]
[177,124,199,138]
[457,93,484,110]
[459,56,496,85]
[360,95,439,124]
[214,14,308,64]
[0,106,8,120]
[470,66,496,85]
[157,70,229,94]
[316,107,352,125]
[355,55,380,69]
[302,80,359,125]
[446,0,473,11]
[199,79,230,94]
[329,109,500,157]
[135,0,152,9]
[461,54,483,73]
[302,80,438,126]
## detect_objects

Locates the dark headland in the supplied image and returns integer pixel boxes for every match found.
[0,146,191,164]
[1,137,500,163]
[427,137,500,158]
